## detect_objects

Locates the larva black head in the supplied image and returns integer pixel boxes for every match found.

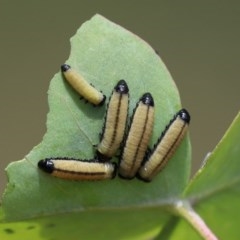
[178,109,191,124]
[140,92,154,106]
[38,159,54,173]
[115,79,129,94]
[61,64,71,72]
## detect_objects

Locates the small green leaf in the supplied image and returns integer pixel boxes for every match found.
[0,15,191,239]
[175,112,240,239]
[185,112,240,199]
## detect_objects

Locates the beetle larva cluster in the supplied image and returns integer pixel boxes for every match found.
[38,65,190,182]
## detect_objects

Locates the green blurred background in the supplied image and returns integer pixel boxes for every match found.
[1,1,239,195]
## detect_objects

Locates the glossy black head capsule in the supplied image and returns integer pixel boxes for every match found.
[178,109,191,124]
[38,159,54,173]
[140,92,154,106]
[115,79,129,94]
[61,64,71,72]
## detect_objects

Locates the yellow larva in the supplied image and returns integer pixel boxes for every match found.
[61,64,106,106]
[38,158,117,181]
[96,79,129,161]
[137,109,190,182]
[118,93,155,179]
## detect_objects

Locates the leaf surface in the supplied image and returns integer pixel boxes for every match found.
[0,15,191,239]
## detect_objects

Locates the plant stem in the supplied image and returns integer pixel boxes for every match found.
[172,200,218,240]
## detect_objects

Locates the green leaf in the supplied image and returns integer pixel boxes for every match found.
[172,112,240,240]
[0,209,170,240]
[0,14,191,239]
